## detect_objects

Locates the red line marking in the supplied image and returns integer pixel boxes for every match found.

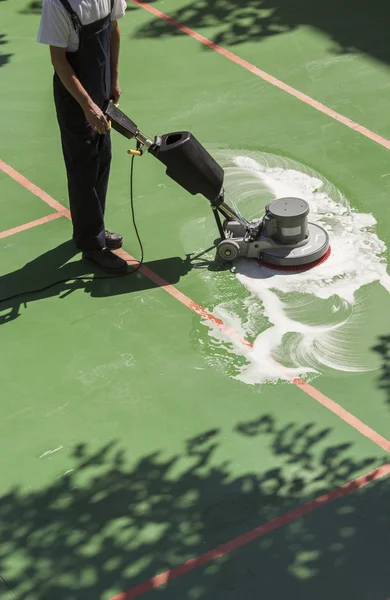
[131,0,390,151]
[1,156,390,453]
[292,379,390,453]
[0,212,66,240]
[109,462,390,599]
[116,249,253,348]
[0,159,71,216]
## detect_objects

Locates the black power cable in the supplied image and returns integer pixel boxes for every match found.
[0,154,144,306]
[129,152,144,269]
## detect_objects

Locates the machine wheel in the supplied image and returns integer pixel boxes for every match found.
[217,240,240,262]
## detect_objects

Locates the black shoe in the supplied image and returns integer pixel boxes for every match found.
[105,230,123,249]
[82,247,128,273]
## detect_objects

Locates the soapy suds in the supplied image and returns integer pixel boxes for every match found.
[184,150,390,385]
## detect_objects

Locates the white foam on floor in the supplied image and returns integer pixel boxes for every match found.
[198,150,389,384]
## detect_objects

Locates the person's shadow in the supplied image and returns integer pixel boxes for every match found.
[0,240,228,326]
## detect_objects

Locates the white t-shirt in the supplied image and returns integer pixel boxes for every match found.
[37,0,127,52]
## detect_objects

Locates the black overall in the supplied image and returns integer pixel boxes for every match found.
[54,0,114,251]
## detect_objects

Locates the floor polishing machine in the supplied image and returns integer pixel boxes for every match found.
[105,101,331,271]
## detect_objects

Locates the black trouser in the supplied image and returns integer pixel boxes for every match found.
[58,122,112,251]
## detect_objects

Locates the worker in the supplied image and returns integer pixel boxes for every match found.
[37,0,128,273]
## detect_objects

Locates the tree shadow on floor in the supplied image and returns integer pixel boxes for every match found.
[126,0,157,11]
[1,0,13,67]
[0,239,227,326]
[0,33,12,68]
[372,334,390,408]
[19,0,42,14]
[0,414,388,599]
[19,0,390,65]
[133,0,390,65]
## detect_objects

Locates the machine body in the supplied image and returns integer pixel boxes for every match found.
[219,199,330,268]
[105,101,331,270]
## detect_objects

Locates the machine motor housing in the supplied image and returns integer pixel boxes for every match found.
[218,198,329,267]
[150,132,224,204]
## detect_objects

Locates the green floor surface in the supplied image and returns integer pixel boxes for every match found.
[131,0,390,139]
[1,0,389,598]
[0,170,55,232]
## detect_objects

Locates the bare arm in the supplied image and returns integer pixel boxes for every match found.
[110,20,122,103]
[50,46,109,134]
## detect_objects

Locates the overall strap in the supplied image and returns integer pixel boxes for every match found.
[110,0,115,14]
[58,0,82,32]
